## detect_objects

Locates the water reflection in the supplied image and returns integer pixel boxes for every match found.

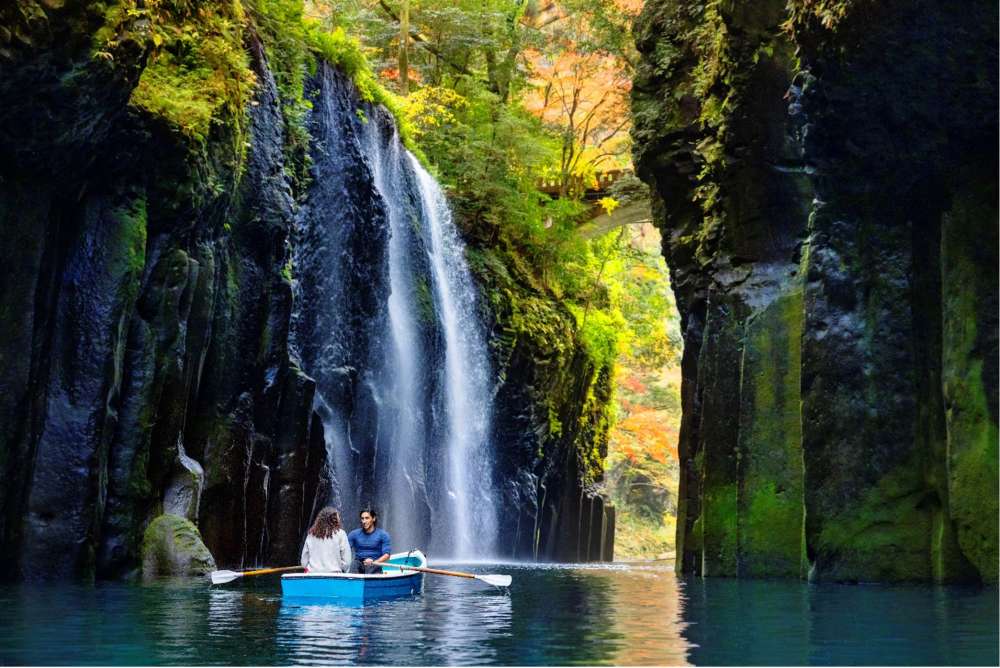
[422,577,512,665]
[276,599,361,664]
[0,565,995,665]
[680,577,1000,666]
[605,565,691,665]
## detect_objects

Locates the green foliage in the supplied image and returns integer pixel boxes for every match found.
[402,83,580,256]
[101,0,256,145]
[304,24,423,157]
[568,303,626,373]
[613,510,676,560]
[784,0,860,32]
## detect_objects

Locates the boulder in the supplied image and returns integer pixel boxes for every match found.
[141,514,216,578]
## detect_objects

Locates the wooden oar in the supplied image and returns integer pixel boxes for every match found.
[210,565,304,585]
[379,562,512,588]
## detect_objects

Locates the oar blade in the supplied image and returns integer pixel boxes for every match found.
[210,570,242,585]
[476,574,512,588]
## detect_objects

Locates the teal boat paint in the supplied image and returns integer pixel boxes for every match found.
[281,550,426,602]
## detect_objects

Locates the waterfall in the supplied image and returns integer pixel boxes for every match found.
[409,154,498,558]
[291,65,497,558]
[358,118,430,554]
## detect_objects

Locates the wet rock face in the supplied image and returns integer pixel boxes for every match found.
[0,8,325,580]
[468,251,616,563]
[0,4,616,579]
[634,0,997,582]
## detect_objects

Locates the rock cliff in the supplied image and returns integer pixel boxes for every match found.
[633,0,997,581]
[0,0,613,580]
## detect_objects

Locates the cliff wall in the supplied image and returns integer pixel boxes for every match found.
[0,0,613,579]
[633,0,997,582]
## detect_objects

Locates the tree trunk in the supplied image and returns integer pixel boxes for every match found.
[399,0,410,95]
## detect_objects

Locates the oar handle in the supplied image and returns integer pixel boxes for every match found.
[379,563,475,579]
[242,565,305,577]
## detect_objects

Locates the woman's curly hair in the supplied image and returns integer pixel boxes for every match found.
[308,506,342,539]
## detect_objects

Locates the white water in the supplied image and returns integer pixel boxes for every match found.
[360,122,427,553]
[293,75,498,557]
[409,153,498,558]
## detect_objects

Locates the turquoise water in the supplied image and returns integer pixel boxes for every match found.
[0,563,995,665]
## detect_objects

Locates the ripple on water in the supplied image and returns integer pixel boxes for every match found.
[0,565,995,666]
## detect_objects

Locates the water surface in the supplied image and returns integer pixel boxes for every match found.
[0,563,995,665]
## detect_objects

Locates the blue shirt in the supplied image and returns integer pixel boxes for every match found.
[348,527,392,560]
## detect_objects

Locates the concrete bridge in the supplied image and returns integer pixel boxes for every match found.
[538,168,653,236]
[537,168,633,201]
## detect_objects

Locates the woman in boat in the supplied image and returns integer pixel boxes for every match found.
[348,507,392,574]
[300,507,351,573]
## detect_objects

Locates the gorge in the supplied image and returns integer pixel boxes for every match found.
[0,0,996,589]
[0,0,615,581]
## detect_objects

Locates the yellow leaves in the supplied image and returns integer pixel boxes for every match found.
[598,196,619,216]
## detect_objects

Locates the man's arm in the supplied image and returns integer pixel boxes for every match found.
[375,530,392,563]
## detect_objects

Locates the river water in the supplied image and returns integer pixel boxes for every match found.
[0,563,995,665]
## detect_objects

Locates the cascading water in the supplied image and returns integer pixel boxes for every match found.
[409,154,498,558]
[290,65,497,558]
[358,117,431,554]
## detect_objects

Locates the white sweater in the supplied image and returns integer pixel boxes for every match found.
[300,529,351,573]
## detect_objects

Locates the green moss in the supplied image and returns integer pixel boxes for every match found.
[743,482,803,575]
[141,514,216,577]
[941,188,999,582]
[701,481,738,575]
[101,0,255,146]
[413,275,436,325]
[469,241,615,491]
[547,404,564,440]
[738,289,805,577]
[109,194,148,285]
[814,460,933,582]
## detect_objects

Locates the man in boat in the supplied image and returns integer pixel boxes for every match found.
[348,507,392,574]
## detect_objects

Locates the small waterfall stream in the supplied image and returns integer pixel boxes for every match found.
[291,65,497,558]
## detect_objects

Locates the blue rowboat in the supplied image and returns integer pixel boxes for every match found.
[281,550,427,602]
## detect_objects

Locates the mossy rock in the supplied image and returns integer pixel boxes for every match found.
[141,514,216,578]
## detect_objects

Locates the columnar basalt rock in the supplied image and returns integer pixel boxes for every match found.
[0,1,616,579]
[0,3,326,580]
[633,0,998,582]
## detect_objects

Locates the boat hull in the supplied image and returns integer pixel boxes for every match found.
[281,550,426,602]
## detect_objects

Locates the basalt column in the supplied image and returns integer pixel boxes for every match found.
[633,0,998,582]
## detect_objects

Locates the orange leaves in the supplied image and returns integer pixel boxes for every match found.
[615,408,679,464]
[379,67,421,84]
[621,373,647,394]
[518,1,635,181]
[611,0,644,14]
[523,47,630,131]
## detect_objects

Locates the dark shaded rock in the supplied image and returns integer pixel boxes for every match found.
[0,12,324,579]
[633,0,998,581]
[469,247,616,562]
[0,2,617,579]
